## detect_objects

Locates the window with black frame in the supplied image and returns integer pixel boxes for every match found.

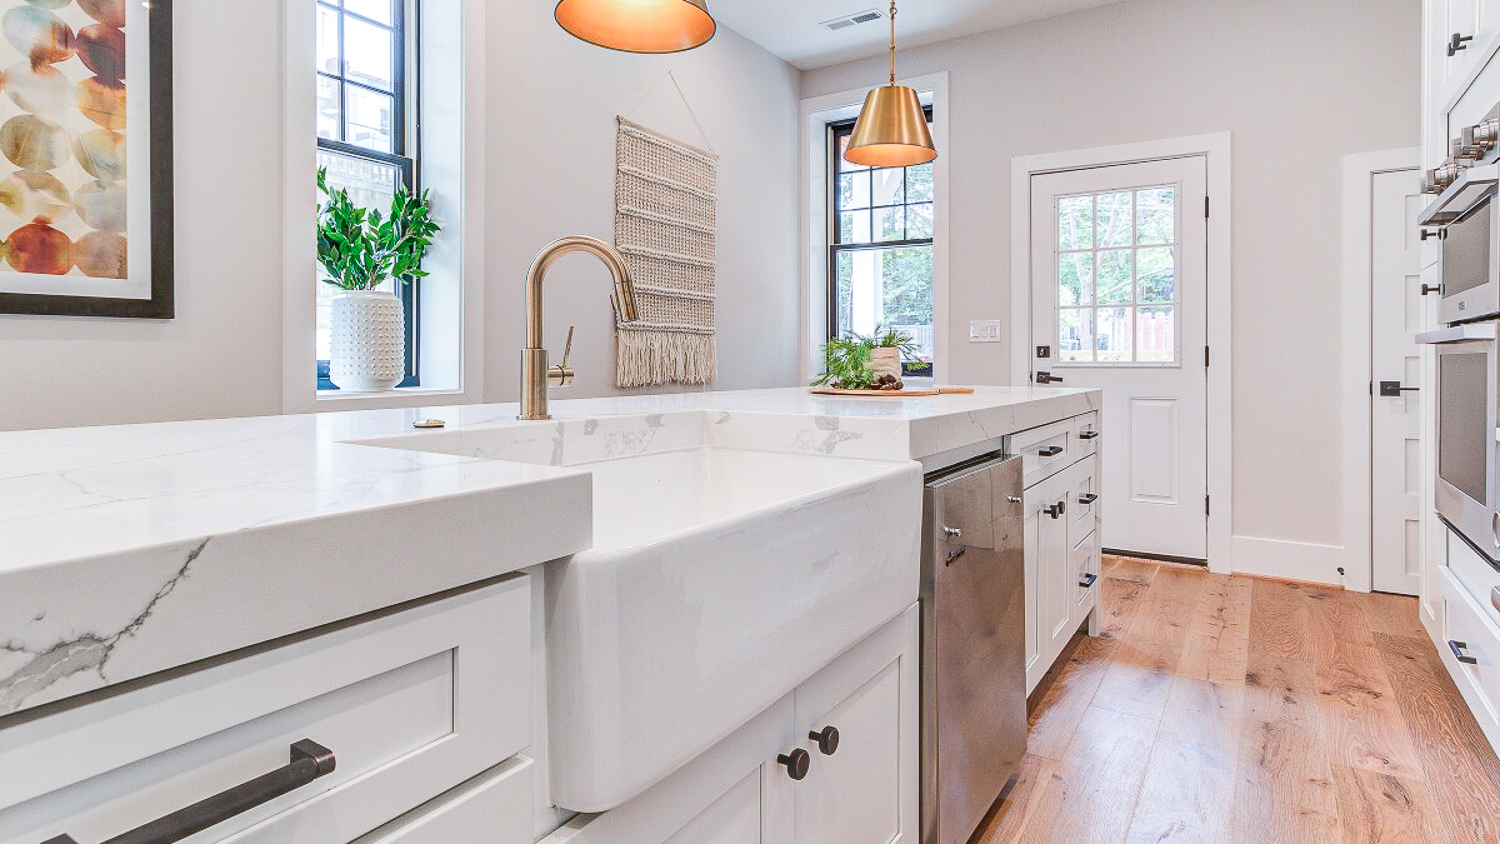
[828,110,935,378]
[315,0,418,389]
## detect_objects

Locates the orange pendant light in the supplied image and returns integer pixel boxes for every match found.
[844,1,936,167]
[555,0,716,54]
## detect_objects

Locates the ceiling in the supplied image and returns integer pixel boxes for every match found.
[711,0,1127,70]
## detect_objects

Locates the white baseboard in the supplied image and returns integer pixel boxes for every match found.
[1230,535,1348,588]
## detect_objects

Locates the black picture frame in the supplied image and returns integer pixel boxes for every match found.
[0,0,174,319]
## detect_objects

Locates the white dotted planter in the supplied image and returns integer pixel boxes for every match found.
[330,289,406,392]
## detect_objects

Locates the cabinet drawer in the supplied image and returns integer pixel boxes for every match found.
[1071,412,1101,460]
[1066,457,1099,551]
[1448,529,1500,630]
[1,576,531,844]
[1439,567,1500,733]
[355,757,534,844]
[1073,530,1101,619]
[1008,416,1083,489]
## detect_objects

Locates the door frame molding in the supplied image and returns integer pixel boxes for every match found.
[1009,133,1232,574]
[1340,147,1421,594]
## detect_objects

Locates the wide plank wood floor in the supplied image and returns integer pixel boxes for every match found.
[978,556,1500,844]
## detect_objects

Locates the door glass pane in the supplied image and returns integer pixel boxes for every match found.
[1136,186,1175,245]
[1137,246,1175,303]
[838,172,870,210]
[1095,307,1133,362]
[1137,306,1176,363]
[877,207,904,241]
[345,85,394,152]
[1097,249,1133,305]
[1058,195,1093,250]
[343,15,394,91]
[1096,191,1133,247]
[1059,253,1093,306]
[1059,308,1093,362]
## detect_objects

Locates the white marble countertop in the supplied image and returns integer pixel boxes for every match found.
[0,385,1097,717]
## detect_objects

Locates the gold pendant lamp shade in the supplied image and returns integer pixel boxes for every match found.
[555,0,717,54]
[844,1,936,167]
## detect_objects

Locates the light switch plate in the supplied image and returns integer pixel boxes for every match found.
[969,321,1004,343]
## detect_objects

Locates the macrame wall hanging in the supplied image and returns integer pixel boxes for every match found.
[613,103,719,387]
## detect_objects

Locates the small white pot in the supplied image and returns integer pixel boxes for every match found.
[330,289,405,392]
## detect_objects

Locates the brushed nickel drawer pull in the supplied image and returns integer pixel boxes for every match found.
[43,739,336,844]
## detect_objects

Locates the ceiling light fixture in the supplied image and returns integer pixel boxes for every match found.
[844,0,936,167]
[555,0,716,54]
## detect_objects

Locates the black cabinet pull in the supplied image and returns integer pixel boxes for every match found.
[1079,573,1099,589]
[1044,501,1067,519]
[1420,228,1445,241]
[1039,445,1064,457]
[1078,430,1100,440]
[1449,640,1479,665]
[778,749,811,781]
[1421,283,1444,296]
[1078,493,1099,505]
[1450,32,1474,56]
[43,740,335,844]
[809,725,840,756]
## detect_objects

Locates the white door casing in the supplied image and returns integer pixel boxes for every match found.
[1029,157,1210,560]
[1371,168,1426,595]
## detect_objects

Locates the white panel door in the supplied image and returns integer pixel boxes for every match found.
[1030,157,1209,560]
[1371,168,1426,595]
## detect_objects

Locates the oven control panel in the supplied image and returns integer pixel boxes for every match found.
[1426,104,1500,194]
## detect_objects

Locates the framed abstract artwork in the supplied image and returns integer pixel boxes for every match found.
[0,0,172,319]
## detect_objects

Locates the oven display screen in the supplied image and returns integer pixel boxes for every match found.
[1444,201,1492,296]
[1440,351,1490,504]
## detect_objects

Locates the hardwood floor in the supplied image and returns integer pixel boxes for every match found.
[978,556,1500,844]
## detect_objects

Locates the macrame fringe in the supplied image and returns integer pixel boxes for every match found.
[616,330,718,387]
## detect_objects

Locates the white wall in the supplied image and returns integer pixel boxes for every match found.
[0,3,802,432]
[802,0,1420,555]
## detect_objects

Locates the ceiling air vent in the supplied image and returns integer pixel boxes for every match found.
[821,9,883,31]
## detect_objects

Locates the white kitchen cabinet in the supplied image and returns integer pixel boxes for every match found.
[1022,454,1101,693]
[1073,530,1101,621]
[543,605,919,844]
[1436,0,1500,109]
[353,757,534,844]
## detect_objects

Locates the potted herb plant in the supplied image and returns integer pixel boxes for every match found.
[814,328,921,391]
[316,168,440,392]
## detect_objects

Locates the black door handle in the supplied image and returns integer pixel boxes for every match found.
[1078,430,1100,440]
[1035,371,1064,384]
[43,740,335,844]
[1450,32,1474,56]
[778,749,811,780]
[1378,381,1419,397]
[1039,445,1065,457]
[1450,640,1479,665]
[1078,493,1099,505]
[809,725,840,756]
[1421,283,1444,295]
[1079,573,1099,589]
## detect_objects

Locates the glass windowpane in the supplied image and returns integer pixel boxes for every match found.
[1058,194,1093,251]
[1059,253,1093,306]
[1097,249,1133,305]
[1136,186,1175,245]
[907,203,933,239]
[835,246,934,358]
[871,167,904,206]
[344,0,393,24]
[1095,307,1133,362]
[838,172,870,210]
[345,85,395,152]
[1096,191,1133,248]
[906,163,933,202]
[877,207,904,242]
[316,5,341,76]
[1137,305,1176,363]
[839,210,871,243]
[1059,309,1093,363]
[317,76,340,140]
[1137,246,1176,303]
[344,15,395,91]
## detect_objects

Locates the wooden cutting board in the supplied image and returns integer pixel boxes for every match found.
[810,386,976,397]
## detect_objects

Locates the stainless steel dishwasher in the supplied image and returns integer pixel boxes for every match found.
[920,451,1027,844]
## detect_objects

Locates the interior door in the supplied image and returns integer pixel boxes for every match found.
[1371,168,1426,595]
[1030,157,1209,560]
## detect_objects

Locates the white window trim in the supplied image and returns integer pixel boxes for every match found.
[799,72,950,384]
[282,0,486,413]
[1010,133,1233,575]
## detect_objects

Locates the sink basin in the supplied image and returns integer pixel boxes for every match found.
[543,445,920,812]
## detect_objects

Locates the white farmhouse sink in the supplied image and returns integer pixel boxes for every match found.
[542,445,920,812]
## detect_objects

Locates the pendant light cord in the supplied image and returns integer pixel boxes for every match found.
[888,0,897,85]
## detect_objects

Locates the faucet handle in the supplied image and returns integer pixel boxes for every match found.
[549,326,576,388]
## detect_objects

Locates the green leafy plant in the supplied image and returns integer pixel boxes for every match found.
[813,327,920,390]
[317,168,440,291]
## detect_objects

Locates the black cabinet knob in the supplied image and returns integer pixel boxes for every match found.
[778,749,811,780]
[1044,501,1067,519]
[809,725,840,756]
